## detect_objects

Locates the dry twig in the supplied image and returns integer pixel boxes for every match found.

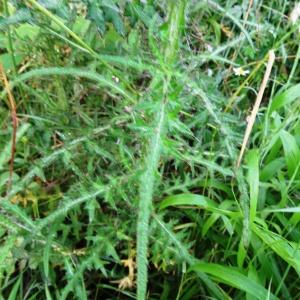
[236,50,275,167]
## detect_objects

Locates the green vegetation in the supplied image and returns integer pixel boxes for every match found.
[0,0,300,299]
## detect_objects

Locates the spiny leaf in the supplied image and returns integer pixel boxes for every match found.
[4,67,134,102]
[37,188,105,231]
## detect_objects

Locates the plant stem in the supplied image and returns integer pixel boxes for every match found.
[136,1,186,298]
[136,79,168,300]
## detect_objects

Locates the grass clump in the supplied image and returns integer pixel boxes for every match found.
[0,0,300,299]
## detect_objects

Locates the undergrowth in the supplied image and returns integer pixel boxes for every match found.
[0,0,300,299]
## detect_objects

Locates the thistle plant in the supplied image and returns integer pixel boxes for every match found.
[0,1,300,299]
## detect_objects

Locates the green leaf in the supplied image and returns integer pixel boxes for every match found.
[43,236,52,280]
[265,207,300,213]
[0,214,19,233]
[45,285,53,300]
[269,84,300,114]
[208,18,221,44]
[246,265,261,300]
[0,8,31,29]
[279,130,300,177]
[260,158,285,181]
[163,0,186,64]
[15,23,40,40]
[246,149,259,225]
[154,215,226,300]
[237,239,247,268]
[87,2,106,34]
[0,53,23,72]
[201,200,235,237]
[190,262,278,300]
[181,154,234,177]
[159,193,239,219]
[253,224,300,275]
[72,16,91,37]
[160,193,210,210]
[0,235,18,278]
[0,123,30,171]
[104,4,125,36]
[8,276,22,300]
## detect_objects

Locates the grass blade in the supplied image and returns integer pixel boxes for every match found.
[246,149,259,226]
[279,130,300,178]
[253,224,300,275]
[153,214,227,300]
[159,193,211,209]
[269,83,300,114]
[190,262,278,300]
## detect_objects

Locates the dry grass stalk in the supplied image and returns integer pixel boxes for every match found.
[236,50,275,168]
